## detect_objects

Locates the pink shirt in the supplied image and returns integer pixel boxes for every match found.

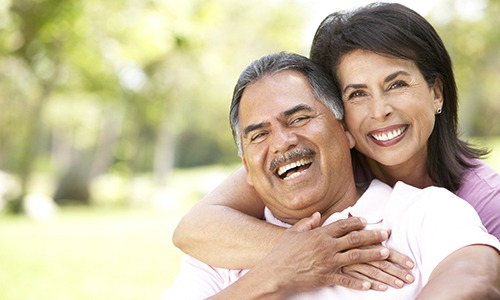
[165,180,500,299]
[355,158,500,239]
[456,159,500,239]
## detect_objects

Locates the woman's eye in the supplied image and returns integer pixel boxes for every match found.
[389,80,408,90]
[346,90,365,100]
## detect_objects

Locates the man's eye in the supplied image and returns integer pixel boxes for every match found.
[290,116,310,125]
[250,132,268,142]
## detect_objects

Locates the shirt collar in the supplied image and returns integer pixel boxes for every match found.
[264,179,393,227]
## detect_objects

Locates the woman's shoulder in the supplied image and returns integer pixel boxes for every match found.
[459,158,500,191]
[457,158,500,239]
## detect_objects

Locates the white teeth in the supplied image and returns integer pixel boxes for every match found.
[277,158,313,177]
[371,127,405,141]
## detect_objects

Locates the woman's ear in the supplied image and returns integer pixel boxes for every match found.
[432,77,444,110]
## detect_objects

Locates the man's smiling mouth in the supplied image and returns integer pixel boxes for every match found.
[269,148,316,180]
[277,158,313,180]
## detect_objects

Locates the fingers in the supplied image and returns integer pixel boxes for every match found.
[341,265,390,291]
[387,247,415,270]
[367,260,415,286]
[323,217,368,237]
[342,262,413,290]
[329,272,371,291]
[335,244,391,268]
[340,247,415,290]
[291,212,322,233]
[335,226,391,251]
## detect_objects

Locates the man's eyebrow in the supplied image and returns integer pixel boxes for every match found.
[243,121,269,137]
[242,105,313,138]
[283,104,314,117]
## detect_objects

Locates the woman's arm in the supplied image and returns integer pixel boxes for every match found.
[417,245,500,299]
[172,167,284,269]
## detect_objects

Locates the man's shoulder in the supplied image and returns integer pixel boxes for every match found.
[385,181,469,224]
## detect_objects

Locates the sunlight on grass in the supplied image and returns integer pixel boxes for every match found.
[0,165,238,300]
[0,208,180,300]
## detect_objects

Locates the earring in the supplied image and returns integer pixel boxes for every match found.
[436,107,442,114]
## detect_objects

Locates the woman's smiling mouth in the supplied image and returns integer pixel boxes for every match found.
[369,125,408,142]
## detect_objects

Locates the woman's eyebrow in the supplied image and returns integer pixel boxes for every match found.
[384,70,411,83]
[343,83,366,94]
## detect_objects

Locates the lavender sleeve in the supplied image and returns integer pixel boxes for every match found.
[456,159,500,240]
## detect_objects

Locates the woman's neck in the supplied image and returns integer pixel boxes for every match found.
[366,157,434,189]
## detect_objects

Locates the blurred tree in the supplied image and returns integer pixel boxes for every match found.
[0,0,306,212]
[434,0,500,137]
[1,0,85,211]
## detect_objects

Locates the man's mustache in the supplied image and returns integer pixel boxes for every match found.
[269,148,316,172]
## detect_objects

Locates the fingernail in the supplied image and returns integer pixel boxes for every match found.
[378,284,388,291]
[406,260,414,268]
[380,230,389,239]
[406,274,414,283]
[359,217,367,225]
[380,248,390,257]
[362,281,371,290]
[395,279,404,288]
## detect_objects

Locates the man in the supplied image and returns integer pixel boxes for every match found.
[166,52,500,299]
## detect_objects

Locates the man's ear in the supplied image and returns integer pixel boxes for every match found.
[345,130,356,149]
[340,122,356,149]
[242,157,254,186]
[432,77,444,109]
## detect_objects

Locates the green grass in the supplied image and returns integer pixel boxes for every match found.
[0,164,238,300]
[0,207,189,300]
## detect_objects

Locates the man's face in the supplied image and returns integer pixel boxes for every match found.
[239,70,356,224]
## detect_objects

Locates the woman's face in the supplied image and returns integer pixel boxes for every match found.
[337,49,443,168]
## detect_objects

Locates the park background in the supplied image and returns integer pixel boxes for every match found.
[0,0,499,299]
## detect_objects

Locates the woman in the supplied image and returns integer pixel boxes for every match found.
[173,2,500,291]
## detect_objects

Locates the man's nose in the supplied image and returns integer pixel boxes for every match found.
[270,127,298,154]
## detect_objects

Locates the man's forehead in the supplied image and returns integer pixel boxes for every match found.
[239,71,327,125]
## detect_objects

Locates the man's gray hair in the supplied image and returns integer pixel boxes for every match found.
[229,51,343,156]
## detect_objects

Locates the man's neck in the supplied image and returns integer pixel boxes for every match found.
[319,185,365,225]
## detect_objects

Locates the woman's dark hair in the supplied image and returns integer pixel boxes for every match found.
[310,2,488,191]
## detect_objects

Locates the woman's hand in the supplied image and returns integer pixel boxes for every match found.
[340,243,415,290]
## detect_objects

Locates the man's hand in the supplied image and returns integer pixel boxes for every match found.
[209,212,392,299]
[254,212,392,295]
